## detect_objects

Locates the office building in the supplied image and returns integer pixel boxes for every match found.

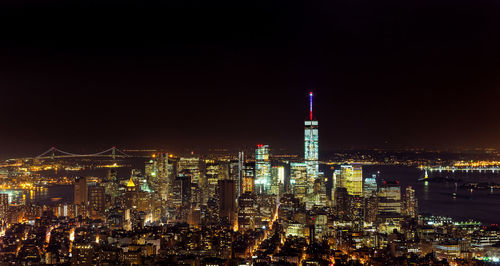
[403,186,418,218]
[255,144,271,194]
[364,194,378,223]
[238,192,255,232]
[237,151,245,197]
[270,165,285,195]
[218,179,236,227]
[125,177,138,209]
[74,176,88,205]
[0,193,8,218]
[204,160,220,203]
[364,174,378,198]
[178,157,201,185]
[290,162,307,199]
[378,180,402,215]
[241,162,255,194]
[331,169,340,204]
[334,187,349,221]
[340,164,363,196]
[88,185,106,219]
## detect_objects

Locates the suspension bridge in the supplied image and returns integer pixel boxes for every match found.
[31,146,131,160]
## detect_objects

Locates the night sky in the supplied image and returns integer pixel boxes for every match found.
[1,0,500,158]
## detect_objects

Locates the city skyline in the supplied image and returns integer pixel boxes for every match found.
[1,1,500,264]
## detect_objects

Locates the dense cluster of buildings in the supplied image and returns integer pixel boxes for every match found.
[0,93,499,265]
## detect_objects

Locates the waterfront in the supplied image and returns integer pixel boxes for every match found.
[0,185,73,205]
[366,165,500,224]
[2,165,499,224]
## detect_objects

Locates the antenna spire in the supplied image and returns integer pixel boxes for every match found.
[309,91,313,121]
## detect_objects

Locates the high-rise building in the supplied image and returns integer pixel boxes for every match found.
[237,151,245,197]
[104,169,119,199]
[241,162,255,194]
[218,179,236,227]
[178,157,201,185]
[304,178,328,209]
[290,162,308,199]
[349,195,364,228]
[0,193,8,218]
[88,185,106,219]
[255,144,271,194]
[150,153,175,201]
[173,172,192,222]
[278,194,300,221]
[363,174,378,198]
[364,194,378,223]
[237,192,255,232]
[204,160,220,203]
[270,166,285,195]
[125,177,138,209]
[350,164,363,196]
[304,92,319,180]
[179,157,203,208]
[340,164,363,196]
[403,186,418,218]
[378,180,402,215]
[74,177,88,205]
[339,165,351,189]
[334,187,349,221]
[331,169,340,205]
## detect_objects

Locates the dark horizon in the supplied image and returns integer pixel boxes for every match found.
[2,0,500,159]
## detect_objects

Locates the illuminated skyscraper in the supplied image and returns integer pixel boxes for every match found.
[290,162,308,199]
[149,153,174,201]
[270,166,285,195]
[378,180,402,215]
[403,186,418,218]
[0,193,8,218]
[204,160,220,203]
[242,162,255,194]
[304,92,319,180]
[125,177,137,209]
[238,192,255,231]
[179,157,202,208]
[255,144,271,194]
[363,173,378,198]
[340,164,363,196]
[178,157,201,185]
[237,151,245,197]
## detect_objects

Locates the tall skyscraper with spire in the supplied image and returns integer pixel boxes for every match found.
[304,91,319,181]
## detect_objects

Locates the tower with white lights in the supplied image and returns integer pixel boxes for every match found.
[255,144,271,194]
[304,91,319,181]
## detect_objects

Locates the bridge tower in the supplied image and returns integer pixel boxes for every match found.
[112,146,116,160]
[51,147,55,160]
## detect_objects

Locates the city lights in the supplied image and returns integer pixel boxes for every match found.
[0,93,498,265]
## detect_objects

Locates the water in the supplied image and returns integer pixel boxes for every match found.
[365,165,500,224]
[0,185,73,206]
